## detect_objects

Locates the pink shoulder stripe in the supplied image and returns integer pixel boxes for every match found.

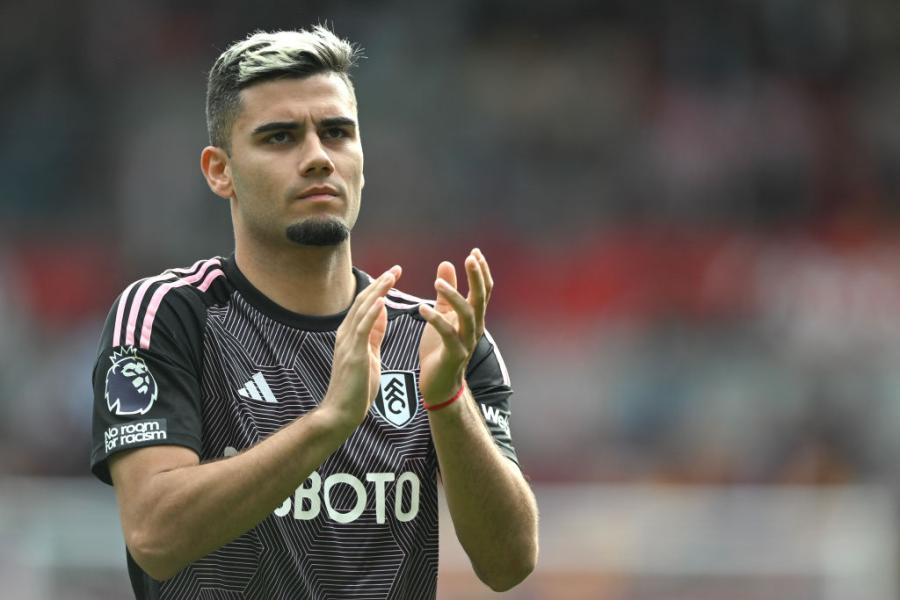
[112,278,146,347]
[117,258,210,348]
[111,258,217,348]
[123,273,178,347]
[138,259,224,349]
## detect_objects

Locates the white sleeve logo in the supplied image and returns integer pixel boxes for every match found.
[480,404,510,434]
[104,419,167,453]
[105,347,159,415]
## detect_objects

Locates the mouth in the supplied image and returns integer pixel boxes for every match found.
[297,186,340,202]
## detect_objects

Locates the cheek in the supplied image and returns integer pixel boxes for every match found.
[347,149,364,190]
[232,162,275,204]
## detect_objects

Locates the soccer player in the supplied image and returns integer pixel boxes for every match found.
[90,26,538,599]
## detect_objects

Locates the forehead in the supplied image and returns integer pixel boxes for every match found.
[234,73,357,131]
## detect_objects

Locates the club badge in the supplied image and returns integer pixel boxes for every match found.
[373,370,418,428]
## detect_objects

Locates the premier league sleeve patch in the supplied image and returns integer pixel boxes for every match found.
[373,370,418,428]
[104,347,159,416]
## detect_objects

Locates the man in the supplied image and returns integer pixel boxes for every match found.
[91,26,538,599]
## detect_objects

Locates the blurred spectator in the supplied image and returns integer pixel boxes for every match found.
[1,0,899,494]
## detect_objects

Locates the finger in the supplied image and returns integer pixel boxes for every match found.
[356,296,386,344]
[386,264,403,282]
[368,298,389,349]
[344,267,399,330]
[436,260,456,289]
[433,261,457,313]
[473,248,493,303]
[435,277,476,349]
[358,267,401,312]
[342,279,380,331]
[350,264,401,338]
[418,304,467,359]
[465,253,486,339]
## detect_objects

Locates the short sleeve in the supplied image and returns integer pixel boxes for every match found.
[90,283,205,485]
[465,330,518,465]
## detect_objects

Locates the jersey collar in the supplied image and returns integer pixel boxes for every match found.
[222,254,370,332]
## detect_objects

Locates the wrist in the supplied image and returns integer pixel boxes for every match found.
[311,403,362,439]
[423,381,466,412]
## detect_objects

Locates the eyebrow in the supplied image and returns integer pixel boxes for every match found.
[251,117,357,136]
[319,117,357,129]
[251,121,299,136]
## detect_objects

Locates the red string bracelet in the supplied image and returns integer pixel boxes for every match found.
[423,383,466,411]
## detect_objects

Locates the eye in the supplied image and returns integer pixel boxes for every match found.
[321,127,349,140]
[265,131,293,144]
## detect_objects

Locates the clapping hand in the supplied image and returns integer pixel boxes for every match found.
[418,249,493,406]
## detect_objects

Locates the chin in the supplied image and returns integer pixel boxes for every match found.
[285,218,350,246]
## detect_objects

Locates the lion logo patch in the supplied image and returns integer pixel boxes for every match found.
[105,347,159,416]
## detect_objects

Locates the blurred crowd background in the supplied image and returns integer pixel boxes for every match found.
[3,0,900,598]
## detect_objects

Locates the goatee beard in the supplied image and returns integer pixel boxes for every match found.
[285,218,350,247]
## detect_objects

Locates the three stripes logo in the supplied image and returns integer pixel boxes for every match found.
[237,372,277,403]
[373,370,418,428]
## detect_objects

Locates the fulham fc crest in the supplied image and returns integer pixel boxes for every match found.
[373,370,418,428]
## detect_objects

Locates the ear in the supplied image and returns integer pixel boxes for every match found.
[200,146,234,200]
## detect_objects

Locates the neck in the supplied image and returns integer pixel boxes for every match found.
[234,238,356,317]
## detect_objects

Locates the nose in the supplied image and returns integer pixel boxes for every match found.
[298,131,335,177]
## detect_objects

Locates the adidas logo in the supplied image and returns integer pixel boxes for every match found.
[237,372,277,403]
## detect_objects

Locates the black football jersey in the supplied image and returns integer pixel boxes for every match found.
[90,255,517,600]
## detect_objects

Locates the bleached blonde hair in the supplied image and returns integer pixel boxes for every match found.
[206,26,362,151]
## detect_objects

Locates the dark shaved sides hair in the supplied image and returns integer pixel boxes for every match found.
[206,25,362,153]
